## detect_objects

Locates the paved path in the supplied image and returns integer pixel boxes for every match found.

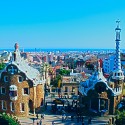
[18,95,110,125]
[19,114,109,125]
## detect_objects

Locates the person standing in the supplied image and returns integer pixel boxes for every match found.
[36,114,39,119]
[88,117,92,124]
[71,115,73,121]
[33,118,35,124]
[41,114,44,119]
[39,119,42,125]
[81,116,84,122]
[52,121,54,125]
[62,115,64,122]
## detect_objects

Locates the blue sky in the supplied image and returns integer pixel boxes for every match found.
[0,0,125,49]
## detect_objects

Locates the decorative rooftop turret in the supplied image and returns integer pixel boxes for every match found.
[6,43,43,86]
[14,43,19,50]
[112,20,124,80]
[13,43,21,62]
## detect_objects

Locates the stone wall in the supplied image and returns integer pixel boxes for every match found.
[36,84,44,108]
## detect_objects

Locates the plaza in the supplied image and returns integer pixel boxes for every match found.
[18,94,110,125]
[19,112,110,125]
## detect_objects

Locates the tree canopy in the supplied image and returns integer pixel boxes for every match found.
[0,63,5,70]
[50,69,70,87]
[59,69,70,76]
[50,74,62,87]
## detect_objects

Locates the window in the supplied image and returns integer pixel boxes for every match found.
[10,102,14,111]
[4,76,8,82]
[9,91,17,97]
[110,85,113,88]
[72,87,75,92]
[41,98,43,106]
[116,96,118,100]
[1,87,6,94]
[74,78,76,82]
[18,76,23,83]
[65,87,68,92]
[2,100,7,110]
[23,88,29,95]
[20,103,24,112]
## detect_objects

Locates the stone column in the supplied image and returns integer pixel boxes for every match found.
[33,86,36,115]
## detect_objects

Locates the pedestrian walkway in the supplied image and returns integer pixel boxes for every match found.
[18,96,110,125]
[18,114,109,125]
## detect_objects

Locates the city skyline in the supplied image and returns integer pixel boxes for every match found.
[1,0,125,49]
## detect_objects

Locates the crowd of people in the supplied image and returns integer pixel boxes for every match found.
[32,114,44,125]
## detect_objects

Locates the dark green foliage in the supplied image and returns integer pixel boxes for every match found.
[51,79,58,87]
[59,69,70,76]
[50,74,62,87]
[0,62,5,70]
[0,113,19,125]
[115,110,125,125]
[50,69,70,87]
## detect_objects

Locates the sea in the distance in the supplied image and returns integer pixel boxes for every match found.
[0,48,125,53]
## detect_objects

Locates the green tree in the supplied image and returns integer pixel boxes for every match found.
[0,113,20,125]
[59,69,70,76]
[50,74,62,88]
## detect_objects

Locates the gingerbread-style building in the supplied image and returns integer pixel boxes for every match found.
[79,21,124,115]
[0,43,44,117]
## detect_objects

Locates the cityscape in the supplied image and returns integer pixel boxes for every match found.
[0,22,125,125]
[1,1,125,125]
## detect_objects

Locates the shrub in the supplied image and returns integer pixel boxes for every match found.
[115,110,125,125]
[0,113,20,125]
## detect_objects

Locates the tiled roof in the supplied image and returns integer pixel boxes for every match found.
[0,47,45,86]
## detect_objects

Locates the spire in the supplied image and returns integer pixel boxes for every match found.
[112,20,124,80]
[115,20,121,71]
